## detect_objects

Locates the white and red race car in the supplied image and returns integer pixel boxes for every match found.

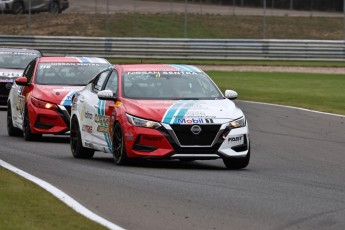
[70,64,250,169]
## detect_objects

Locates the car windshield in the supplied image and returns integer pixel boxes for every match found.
[0,51,40,69]
[123,71,223,100]
[35,63,109,85]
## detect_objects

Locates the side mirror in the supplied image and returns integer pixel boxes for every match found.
[15,77,29,86]
[224,90,238,100]
[97,90,117,101]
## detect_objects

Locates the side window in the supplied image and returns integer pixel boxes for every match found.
[23,59,36,83]
[92,70,110,93]
[104,71,118,94]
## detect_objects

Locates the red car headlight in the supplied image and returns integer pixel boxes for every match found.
[31,97,58,110]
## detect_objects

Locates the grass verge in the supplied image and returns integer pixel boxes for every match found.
[0,167,107,230]
[208,71,345,115]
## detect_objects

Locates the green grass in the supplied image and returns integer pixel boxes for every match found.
[208,71,345,115]
[0,167,107,230]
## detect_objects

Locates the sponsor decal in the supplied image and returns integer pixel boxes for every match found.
[40,63,102,68]
[177,118,214,124]
[94,114,110,124]
[141,136,163,142]
[228,136,244,145]
[97,125,109,133]
[40,115,58,122]
[126,71,199,76]
[85,111,93,120]
[54,87,83,92]
[0,72,21,78]
[82,125,93,134]
[85,142,94,148]
[0,51,38,56]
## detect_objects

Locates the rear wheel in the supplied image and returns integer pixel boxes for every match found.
[70,117,94,159]
[23,108,41,141]
[113,122,128,165]
[12,2,24,14]
[7,103,22,137]
[223,150,250,169]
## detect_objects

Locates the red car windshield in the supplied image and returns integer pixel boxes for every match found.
[123,71,223,100]
[35,63,109,85]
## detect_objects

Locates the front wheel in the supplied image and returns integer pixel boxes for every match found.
[7,103,22,137]
[223,150,250,169]
[70,117,94,159]
[23,108,41,141]
[113,122,128,165]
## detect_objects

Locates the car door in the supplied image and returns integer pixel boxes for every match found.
[95,70,119,153]
[80,70,111,149]
[11,59,36,129]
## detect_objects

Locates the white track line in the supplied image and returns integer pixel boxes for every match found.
[0,160,125,230]
[241,100,345,118]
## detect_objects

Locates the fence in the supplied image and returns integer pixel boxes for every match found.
[1,35,345,61]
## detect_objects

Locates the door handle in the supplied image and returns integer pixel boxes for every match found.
[94,105,99,108]
[79,99,84,102]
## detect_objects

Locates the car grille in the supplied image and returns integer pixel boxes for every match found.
[170,124,221,146]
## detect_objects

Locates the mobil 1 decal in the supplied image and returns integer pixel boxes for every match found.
[161,100,214,125]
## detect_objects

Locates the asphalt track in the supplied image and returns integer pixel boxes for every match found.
[1,101,345,230]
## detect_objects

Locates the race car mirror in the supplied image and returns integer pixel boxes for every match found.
[15,77,29,86]
[224,90,238,100]
[97,89,118,101]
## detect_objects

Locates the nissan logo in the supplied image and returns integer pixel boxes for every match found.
[190,125,202,135]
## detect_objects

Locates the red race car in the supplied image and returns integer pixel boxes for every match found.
[7,56,110,140]
[70,64,250,169]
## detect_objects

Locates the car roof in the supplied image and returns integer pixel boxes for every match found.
[37,56,110,64]
[118,64,203,73]
[0,47,42,55]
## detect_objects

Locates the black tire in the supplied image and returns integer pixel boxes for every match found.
[49,1,61,13]
[23,108,42,141]
[12,2,24,14]
[113,122,128,165]
[70,117,94,159]
[7,103,22,137]
[223,149,250,169]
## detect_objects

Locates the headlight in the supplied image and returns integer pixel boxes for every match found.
[31,97,58,110]
[126,114,161,129]
[229,116,246,129]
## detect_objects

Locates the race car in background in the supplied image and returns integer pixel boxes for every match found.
[0,48,42,105]
[70,64,250,169]
[7,56,110,140]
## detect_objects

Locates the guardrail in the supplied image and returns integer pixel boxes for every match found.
[1,35,345,61]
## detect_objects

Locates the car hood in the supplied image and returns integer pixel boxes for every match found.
[0,68,23,82]
[31,85,84,106]
[122,99,244,125]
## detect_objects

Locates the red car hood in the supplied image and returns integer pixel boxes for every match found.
[0,68,23,82]
[122,98,243,125]
[31,85,84,105]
